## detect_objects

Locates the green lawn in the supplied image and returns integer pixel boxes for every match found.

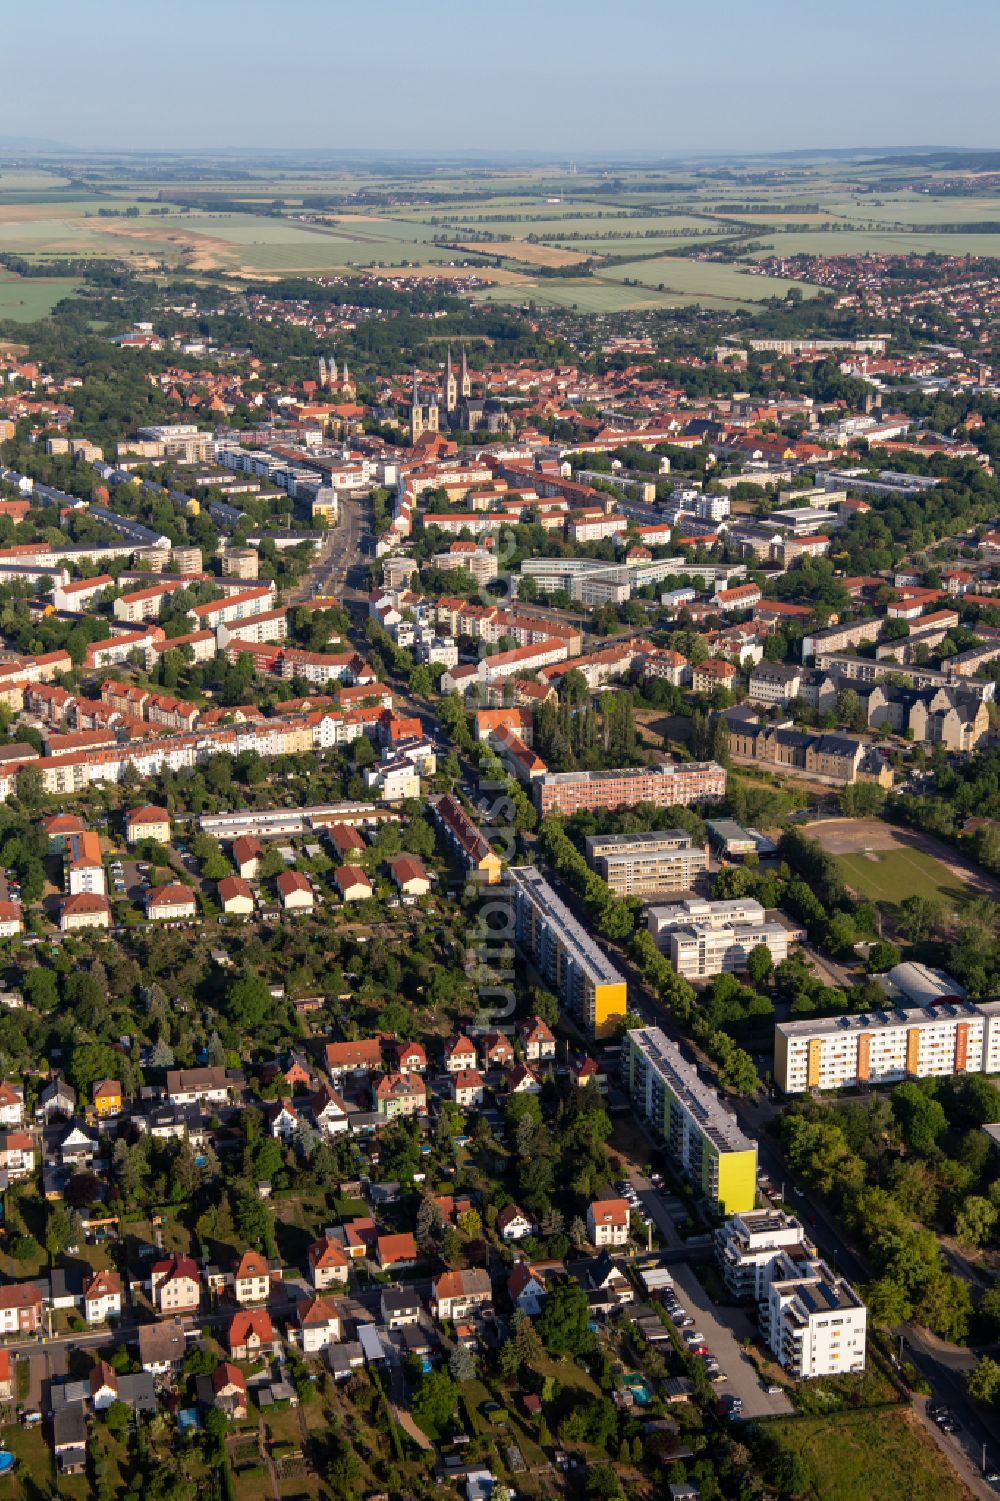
[768,1409,974,1501]
[832,847,970,912]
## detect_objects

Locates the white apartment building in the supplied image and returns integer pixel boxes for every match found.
[774,996,1000,1095]
[763,1257,867,1378]
[647,898,796,979]
[584,829,709,898]
[715,1209,810,1301]
[748,663,803,707]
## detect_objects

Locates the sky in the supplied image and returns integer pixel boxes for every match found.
[8,0,1000,157]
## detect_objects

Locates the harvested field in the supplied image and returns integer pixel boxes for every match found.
[456,239,592,267]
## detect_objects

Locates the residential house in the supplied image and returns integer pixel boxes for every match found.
[233,1250,271,1306]
[60,893,111,932]
[497,1204,535,1243]
[268,1098,299,1141]
[0,1349,11,1402]
[150,1255,201,1316]
[90,1359,119,1413]
[0,1281,43,1333]
[508,1260,548,1316]
[0,902,23,938]
[324,1039,382,1076]
[228,1309,274,1360]
[209,1362,247,1420]
[377,1233,418,1272]
[277,869,314,911]
[0,1081,24,1128]
[137,1317,186,1375]
[391,1041,427,1075]
[334,865,373,902]
[38,1078,75,1121]
[504,1064,541,1095]
[145,884,197,922]
[53,1405,88,1475]
[309,1082,349,1136]
[381,1287,421,1328]
[83,1270,122,1326]
[388,854,430,897]
[308,1234,350,1291]
[480,1033,515,1070]
[431,1268,493,1321]
[299,1296,341,1355]
[91,1079,122,1118]
[451,1068,485,1108]
[0,1131,34,1180]
[444,1035,477,1073]
[587,1199,630,1249]
[125,805,171,846]
[165,1066,242,1106]
[231,835,263,879]
[517,1016,556,1063]
[218,876,254,916]
[375,1072,426,1119]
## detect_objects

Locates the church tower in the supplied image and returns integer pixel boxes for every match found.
[444,346,457,413]
[460,344,471,399]
[410,369,424,443]
[318,355,327,388]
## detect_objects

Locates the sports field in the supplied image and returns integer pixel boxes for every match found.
[832,847,970,911]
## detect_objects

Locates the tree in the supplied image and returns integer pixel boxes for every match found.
[746,943,773,987]
[537,1280,591,1357]
[105,1400,130,1436]
[225,972,271,1029]
[892,1082,947,1155]
[23,967,59,1011]
[410,1369,458,1436]
[955,1195,998,1248]
[898,894,941,942]
[448,1344,475,1382]
[45,1204,76,1260]
[968,1356,1000,1408]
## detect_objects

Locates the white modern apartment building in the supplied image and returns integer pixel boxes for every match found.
[647,898,797,979]
[584,829,710,898]
[763,1257,867,1379]
[774,995,1000,1095]
[715,1209,811,1301]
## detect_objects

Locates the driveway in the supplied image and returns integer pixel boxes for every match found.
[666,1263,794,1421]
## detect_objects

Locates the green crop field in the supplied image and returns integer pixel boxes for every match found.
[749,228,1000,258]
[767,1410,974,1501]
[832,846,970,911]
[598,254,820,300]
[0,277,80,320]
[472,280,685,312]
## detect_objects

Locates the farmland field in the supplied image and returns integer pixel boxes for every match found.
[598,254,820,300]
[0,277,80,320]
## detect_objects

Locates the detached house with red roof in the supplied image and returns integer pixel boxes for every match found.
[586,1198,630,1249]
[233,1250,271,1306]
[0,1080,24,1127]
[277,869,314,912]
[377,1233,418,1271]
[0,1132,34,1180]
[479,1033,515,1070]
[444,1035,477,1073]
[228,1308,274,1360]
[298,1295,341,1354]
[308,1234,350,1291]
[517,1016,556,1063]
[497,1204,535,1243]
[150,1254,201,1315]
[375,1072,426,1120]
[0,1281,43,1334]
[451,1068,485,1108]
[84,1269,122,1326]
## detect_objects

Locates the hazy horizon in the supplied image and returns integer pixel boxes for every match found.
[7,0,999,157]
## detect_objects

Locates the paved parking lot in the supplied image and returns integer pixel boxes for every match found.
[667,1263,793,1420]
[626,1171,793,1421]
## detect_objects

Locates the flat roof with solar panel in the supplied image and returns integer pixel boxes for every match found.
[629,1025,754,1154]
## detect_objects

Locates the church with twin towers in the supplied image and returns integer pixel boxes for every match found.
[409,345,507,441]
